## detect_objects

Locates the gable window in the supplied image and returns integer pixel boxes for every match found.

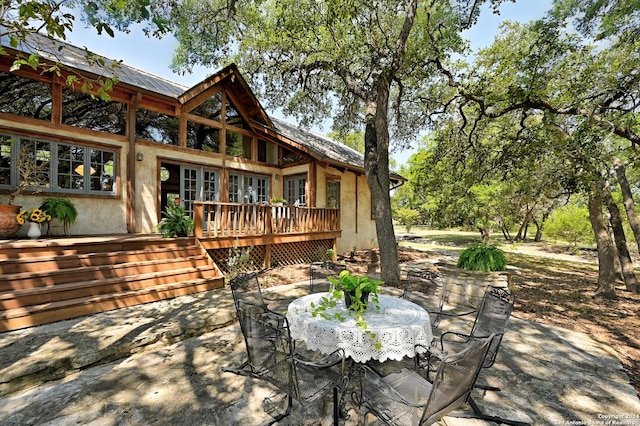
[62,88,127,134]
[187,122,221,152]
[135,109,179,145]
[0,134,116,195]
[226,131,252,158]
[285,175,306,206]
[190,91,223,122]
[327,180,340,209]
[0,73,52,121]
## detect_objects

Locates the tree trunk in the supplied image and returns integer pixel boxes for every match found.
[613,157,640,254]
[603,182,639,292]
[515,207,533,242]
[588,188,617,299]
[363,80,400,286]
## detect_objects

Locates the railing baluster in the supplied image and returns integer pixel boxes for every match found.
[192,202,339,237]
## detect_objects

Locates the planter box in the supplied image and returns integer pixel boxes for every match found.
[436,263,512,309]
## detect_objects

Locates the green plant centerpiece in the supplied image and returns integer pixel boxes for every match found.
[456,243,507,272]
[329,270,383,311]
[310,270,384,350]
[154,203,194,237]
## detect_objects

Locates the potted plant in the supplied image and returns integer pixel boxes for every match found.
[154,203,194,237]
[270,197,287,206]
[39,197,78,236]
[0,143,49,238]
[309,270,384,350]
[15,208,51,239]
[436,242,509,309]
[456,243,507,272]
[328,270,384,311]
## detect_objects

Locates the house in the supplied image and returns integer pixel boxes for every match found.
[0,35,402,332]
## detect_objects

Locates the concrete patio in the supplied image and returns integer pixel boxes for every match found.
[0,279,639,425]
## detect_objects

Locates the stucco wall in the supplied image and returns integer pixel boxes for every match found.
[316,166,377,254]
[3,118,129,237]
[134,143,285,233]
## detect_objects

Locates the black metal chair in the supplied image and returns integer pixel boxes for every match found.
[353,334,495,425]
[228,271,266,310]
[401,268,439,300]
[222,301,347,426]
[309,261,347,293]
[430,286,514,372]
[417,283,515,420]
[405,269,476,329]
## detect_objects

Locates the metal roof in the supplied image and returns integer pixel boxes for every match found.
[1,31,402,180]
[270,118,364,167]
[1,31,188,98]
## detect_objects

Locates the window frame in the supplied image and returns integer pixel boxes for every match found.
[0,133,117,196]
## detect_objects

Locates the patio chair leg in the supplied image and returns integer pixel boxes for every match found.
[333,387,339,426]
[475,383,502,392]
[257,394,292,426]
[450,396,531,426]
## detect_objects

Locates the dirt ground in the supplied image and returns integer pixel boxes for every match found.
[261,245,640,398]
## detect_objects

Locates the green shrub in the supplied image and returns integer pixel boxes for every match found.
[456,243,507,272]
[395,208,421,233]
[154,203,194,237]
[544,205,593,248]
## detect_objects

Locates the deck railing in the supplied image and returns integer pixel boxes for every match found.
[193,202,340,238]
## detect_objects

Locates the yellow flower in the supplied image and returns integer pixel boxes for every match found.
[17,208,51,223]
[15,211,26,225]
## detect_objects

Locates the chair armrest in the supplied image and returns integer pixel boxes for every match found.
[430,308,477,318]
[294,348,345,374]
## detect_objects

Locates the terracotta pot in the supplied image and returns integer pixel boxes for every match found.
[0,204,21,238]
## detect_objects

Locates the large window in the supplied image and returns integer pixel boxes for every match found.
[226,131,252,158]
[187,122,221,152]
[229,172,269,204]
[327,180,340,208]
[0,134,116,195]
[285,175,306,206]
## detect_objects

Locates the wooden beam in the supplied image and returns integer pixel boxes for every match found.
[127,92,143,233]
[50,79,62,126]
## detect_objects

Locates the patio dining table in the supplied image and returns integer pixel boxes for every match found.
[286,293,433,363]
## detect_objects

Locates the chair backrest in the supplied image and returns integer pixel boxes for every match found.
[229,271,266,310]
[403,269,439,300]
[309,261,347,293]
[421,334,495,424]
[236,300,298,396]
[470,286,514,368]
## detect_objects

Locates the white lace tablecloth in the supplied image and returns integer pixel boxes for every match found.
[286,293,433,363]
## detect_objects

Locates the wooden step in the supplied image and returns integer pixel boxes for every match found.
[0,246,203,274]
[0,277,224,332]
[0,256,212,291]
[0,237,197,260]
[0,265,220,309]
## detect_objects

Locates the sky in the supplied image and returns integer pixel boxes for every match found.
[63,0,553,166]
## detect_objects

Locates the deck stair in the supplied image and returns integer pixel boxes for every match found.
[0,236,224,332]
